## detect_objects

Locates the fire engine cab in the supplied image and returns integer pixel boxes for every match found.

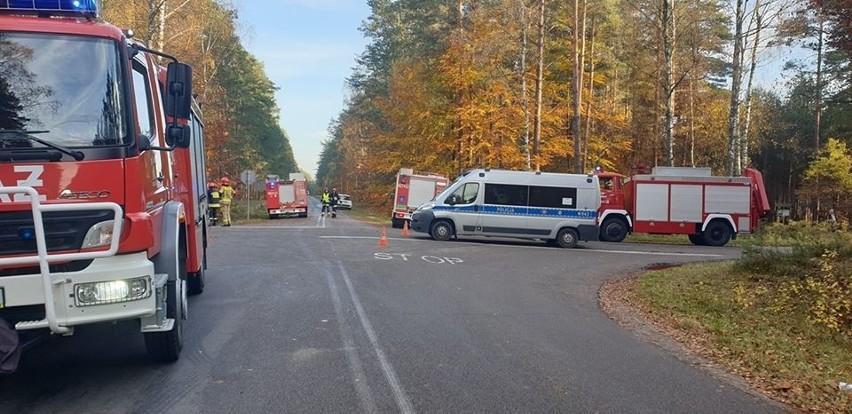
[595,165,770,246]
[0,0,207,369]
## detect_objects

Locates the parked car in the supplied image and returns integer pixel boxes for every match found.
[338,193,353,209]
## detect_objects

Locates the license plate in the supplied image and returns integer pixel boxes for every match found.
[0,288,4,309]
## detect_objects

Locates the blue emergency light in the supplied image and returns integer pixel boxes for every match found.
[0,0,99,17]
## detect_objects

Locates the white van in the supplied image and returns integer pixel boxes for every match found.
[410,169,601,248]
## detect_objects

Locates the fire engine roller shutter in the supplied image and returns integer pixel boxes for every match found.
[704,186,750,214]
[635,183,669,221]
[670,185,702,222]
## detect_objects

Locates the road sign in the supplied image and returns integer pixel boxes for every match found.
[240,169,256,185]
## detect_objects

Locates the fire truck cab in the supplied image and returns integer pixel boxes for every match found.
[0,0,206,368]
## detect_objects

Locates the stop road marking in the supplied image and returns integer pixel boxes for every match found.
[374,252,463,264]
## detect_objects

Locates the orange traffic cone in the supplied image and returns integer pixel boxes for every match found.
[377,226,389,248]
[401,220,410,236]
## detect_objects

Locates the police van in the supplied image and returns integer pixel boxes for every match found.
[410,169,601,248]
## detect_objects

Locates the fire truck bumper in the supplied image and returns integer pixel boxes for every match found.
[1,252,158,332]
[269,207,307,215]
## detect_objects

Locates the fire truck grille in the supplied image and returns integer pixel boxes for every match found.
[0,209,115,256]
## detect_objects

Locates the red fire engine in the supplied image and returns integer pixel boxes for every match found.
[595,166,770,246]
[392,168,449,228]
[0,1,207,368]
[266,173,309,218]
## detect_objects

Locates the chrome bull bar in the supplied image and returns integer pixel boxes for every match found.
[0,186,123,334]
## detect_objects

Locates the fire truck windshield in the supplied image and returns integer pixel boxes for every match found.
[0,32,127,148]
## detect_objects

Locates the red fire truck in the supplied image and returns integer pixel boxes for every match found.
[595,166,770,246]
[0,1,206,367]
[266,173,309,218]
[391,168,449,228]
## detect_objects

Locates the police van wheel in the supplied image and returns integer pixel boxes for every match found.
[391,218,404,228]
[556,228,579,248]
[430,221,454,242]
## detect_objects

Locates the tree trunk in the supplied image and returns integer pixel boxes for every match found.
[583,18,597,172]
[533,0,546,172]
[689,74,695,167]
[520,1,532,171]
[741,0,764,170]
[661,0,676,167]
[572,0,587,173]
[726,0,746,175]
[815,11,824,153]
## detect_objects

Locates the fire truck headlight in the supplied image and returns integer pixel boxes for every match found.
[81,220,115,248]
[74,276,151,306]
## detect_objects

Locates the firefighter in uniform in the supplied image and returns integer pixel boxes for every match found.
[207,182,221,225]
[220,177,235,226]
[330,187,340,218]
[321,187,332,217]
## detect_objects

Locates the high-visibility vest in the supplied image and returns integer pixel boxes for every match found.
[208,189,221,208]
[322,192,331,203]
[220,185,234,202]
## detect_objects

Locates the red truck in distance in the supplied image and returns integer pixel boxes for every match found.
[266,173,309,218]
[595,166,770,246]
[392,168,449,228]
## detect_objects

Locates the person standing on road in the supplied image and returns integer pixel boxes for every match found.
[321,187,332,217]
[207,182,221,225]
[331,187,340,218]
[220,177,235,226]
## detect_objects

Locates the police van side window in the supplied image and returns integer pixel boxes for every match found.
[485,184,528,206]
[529,186,577,208]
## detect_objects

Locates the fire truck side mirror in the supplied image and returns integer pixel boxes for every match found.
[165,62,193,120]
[166,125,191,148]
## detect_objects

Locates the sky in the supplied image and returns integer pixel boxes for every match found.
[240,0,371,177]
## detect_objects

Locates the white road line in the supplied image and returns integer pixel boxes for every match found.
[318,236,725,257]
[323,264,377,413]
[338,263,414,414]
[224,226,326,229]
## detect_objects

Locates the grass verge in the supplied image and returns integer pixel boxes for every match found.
[617,224,852,413]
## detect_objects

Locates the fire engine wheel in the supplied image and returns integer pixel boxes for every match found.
[144,278,184,363]
[599,217,628,242]
[391,218,405,229]
[702,221,732,247]
[556,228,579,248]
[430,220,454,242]
[688,234,705,246]
[188,261,205,295]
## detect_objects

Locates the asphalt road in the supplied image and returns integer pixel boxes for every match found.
[0,200,784,413]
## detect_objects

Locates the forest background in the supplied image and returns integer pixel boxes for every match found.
[101,0,852,221]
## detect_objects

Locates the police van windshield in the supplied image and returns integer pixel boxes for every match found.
[0,32,127,148]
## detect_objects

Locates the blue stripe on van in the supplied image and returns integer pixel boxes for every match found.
[434,204,597,219]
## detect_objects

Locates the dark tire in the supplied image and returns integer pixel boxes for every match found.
[702,220,732,247]
[599,217,628,242]
[391,218,404,228]
[556,228,579,248]
[187,252,205,296]
[688,234,705,246]
[430,220,454,242]
[144,279,183,362]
